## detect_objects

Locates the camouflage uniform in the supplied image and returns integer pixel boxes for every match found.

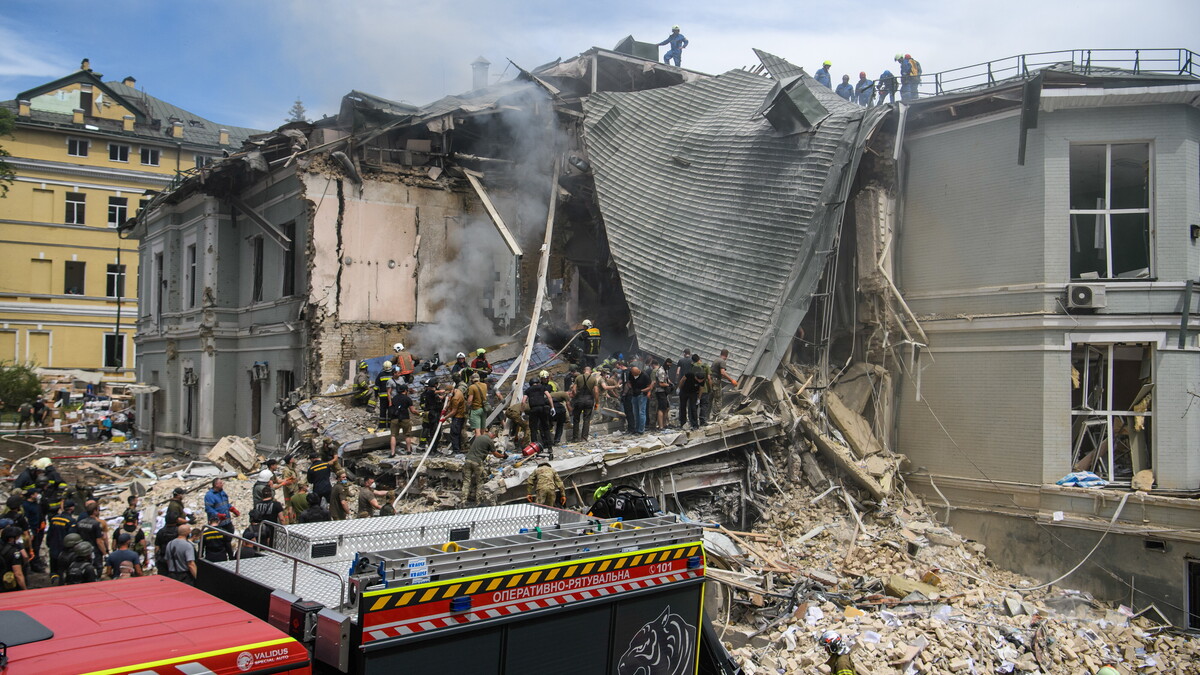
[526,464,564,506]
[504,403,529,446]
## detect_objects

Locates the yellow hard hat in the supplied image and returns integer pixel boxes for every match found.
[539,370,549,378]
[476,348,486,355]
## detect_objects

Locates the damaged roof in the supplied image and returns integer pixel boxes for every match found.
[583,50,889,379]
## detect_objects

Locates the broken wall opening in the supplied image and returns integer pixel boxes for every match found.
[1070,342,1153,483]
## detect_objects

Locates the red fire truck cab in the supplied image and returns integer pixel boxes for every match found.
[0,575,311,675]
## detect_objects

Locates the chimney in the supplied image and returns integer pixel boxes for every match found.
[123,115,134,132]
[171,121,183,138]
[122,76,136,87]
[73,108,84,125]
[18,100,30,117]
[218,128,229,146]
[471,56,491,90]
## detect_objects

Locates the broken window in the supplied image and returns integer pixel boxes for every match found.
[1069,143,1151,279]
[103,333,125,368]
[1070,343,1153,483]
[65,192,86,225]
[63,260,85,295]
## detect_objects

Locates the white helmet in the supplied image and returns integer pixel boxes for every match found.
[582,319,593,328]
[257,468,273,482]
[672,25,680,31]
[393,343,404,352]
[383,360,394,371]
[820,630,849,656]
[456,352,466,359]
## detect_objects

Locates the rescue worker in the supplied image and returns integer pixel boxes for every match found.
[854,71,875,106]
[897,53,921,101]
[112,515,147,568]
[658,25,688,67]
[375,360,396,429]
[819,630,859,675]
[308,453,335,506]
[1,525,27,591]
[164,524,197,585]
[523,376,554,459]
[505,401,530,446]
[709,349,737,422]
[836,74,854,100]
[279,454,301,506]
[570,365,599,442]
[462,427,503,506]
[201,515,232,562]
[526,462,566,507]
[392,342,417,384]
[582,319,602,367]
[330,471,354,520]
[470,348,492,376]
[388,382,419,456]
[75,500,109,573]
[298,492,331,523]
[46,499,76,577]
[63,541,98,585]
[352,360,372,406]
[356,477,387,518]
[548,379,572,445]
[203,478,239,527]
[253,459,281,502]
[466,373,489,437]
[679,353,704,429]
[16,400,33,431]
[164,487,189,528]
[104,531,142,578]
[695,355,713,426]
[420,379,444,446]
[249,487,284,547]
[877,68,898,105]
[654,359,673,430]
[450,352,470,375]
[441,382,467,454]
[815,60,833,88]
[287,484,311,524]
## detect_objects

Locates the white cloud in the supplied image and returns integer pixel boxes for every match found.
[0,20,73,80]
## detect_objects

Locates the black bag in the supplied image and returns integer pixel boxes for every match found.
[64,559,96,585]
[588,485,661,520]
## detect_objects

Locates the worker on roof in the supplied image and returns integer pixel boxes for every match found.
[581,319,602,368]
[877,68,898,105]
[526,462,566,507]
[815,60,833,88]
[470,348,492,376]
[392,342,417,384]
[836,74,854,100]
[659,25,689,67]
[896,53,922,101]
[352,360,372,406]
[820,630,859,675]
[709,349,737,422]
[855,72,875,106]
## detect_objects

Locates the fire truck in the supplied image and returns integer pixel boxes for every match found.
[0,575,311,674]
[196,504,736,674]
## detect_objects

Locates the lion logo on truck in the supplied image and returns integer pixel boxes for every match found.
[617,606,696,675]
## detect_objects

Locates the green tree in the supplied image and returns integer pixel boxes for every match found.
[0,360,41,411]
[0,107,14,198]
[285,98,308,123]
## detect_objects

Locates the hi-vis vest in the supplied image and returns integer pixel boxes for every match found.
[585,327,602,355]
[394,351,415,374]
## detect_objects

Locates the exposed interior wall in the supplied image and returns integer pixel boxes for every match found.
[947,508,1199,628]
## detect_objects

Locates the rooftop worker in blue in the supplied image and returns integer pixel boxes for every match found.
[815,60,833,88]
[835,74,854,100]
[876,68,898,105]
[854,72,875,106]
[659,25,689,66]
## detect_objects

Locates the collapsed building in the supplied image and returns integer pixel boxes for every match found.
[125,44,1200,629]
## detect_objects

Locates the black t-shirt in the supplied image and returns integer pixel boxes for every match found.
[420,389,441,412]
[251,500,284,524]
[526,384,549,409]
[1,542,22,576]
[75,516,102,545]
[390,394,413,420]
[629,372,650,394]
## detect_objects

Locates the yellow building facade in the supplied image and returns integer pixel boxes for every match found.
[1,63,257,382]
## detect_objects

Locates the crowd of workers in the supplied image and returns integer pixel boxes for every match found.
[815,53,924,105]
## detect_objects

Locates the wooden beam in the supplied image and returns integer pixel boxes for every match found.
[465,172,523,258]
[509,156,562,405]
[231,195,290,250]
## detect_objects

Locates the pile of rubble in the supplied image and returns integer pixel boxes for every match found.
[708,469,1198,674]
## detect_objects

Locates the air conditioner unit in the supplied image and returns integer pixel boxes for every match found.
[1067,283,1107,309]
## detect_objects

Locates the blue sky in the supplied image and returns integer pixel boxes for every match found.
[2,0,1197,132]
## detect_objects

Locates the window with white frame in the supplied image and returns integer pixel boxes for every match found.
[108,196,128,227]
[1069,143,1151,279]
[106,264,126,298]
[65,192,86,225]
[1070,342,1153,483]
[109,143,129,162]
[195,154,213,169]
[67,137,89,157]
[140,147,160,166]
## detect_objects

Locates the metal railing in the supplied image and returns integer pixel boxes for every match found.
[917,48,1198,98]
[197,524,348,608]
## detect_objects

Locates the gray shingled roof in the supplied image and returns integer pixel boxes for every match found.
[106,81,260,147]
[583,52,889,379]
